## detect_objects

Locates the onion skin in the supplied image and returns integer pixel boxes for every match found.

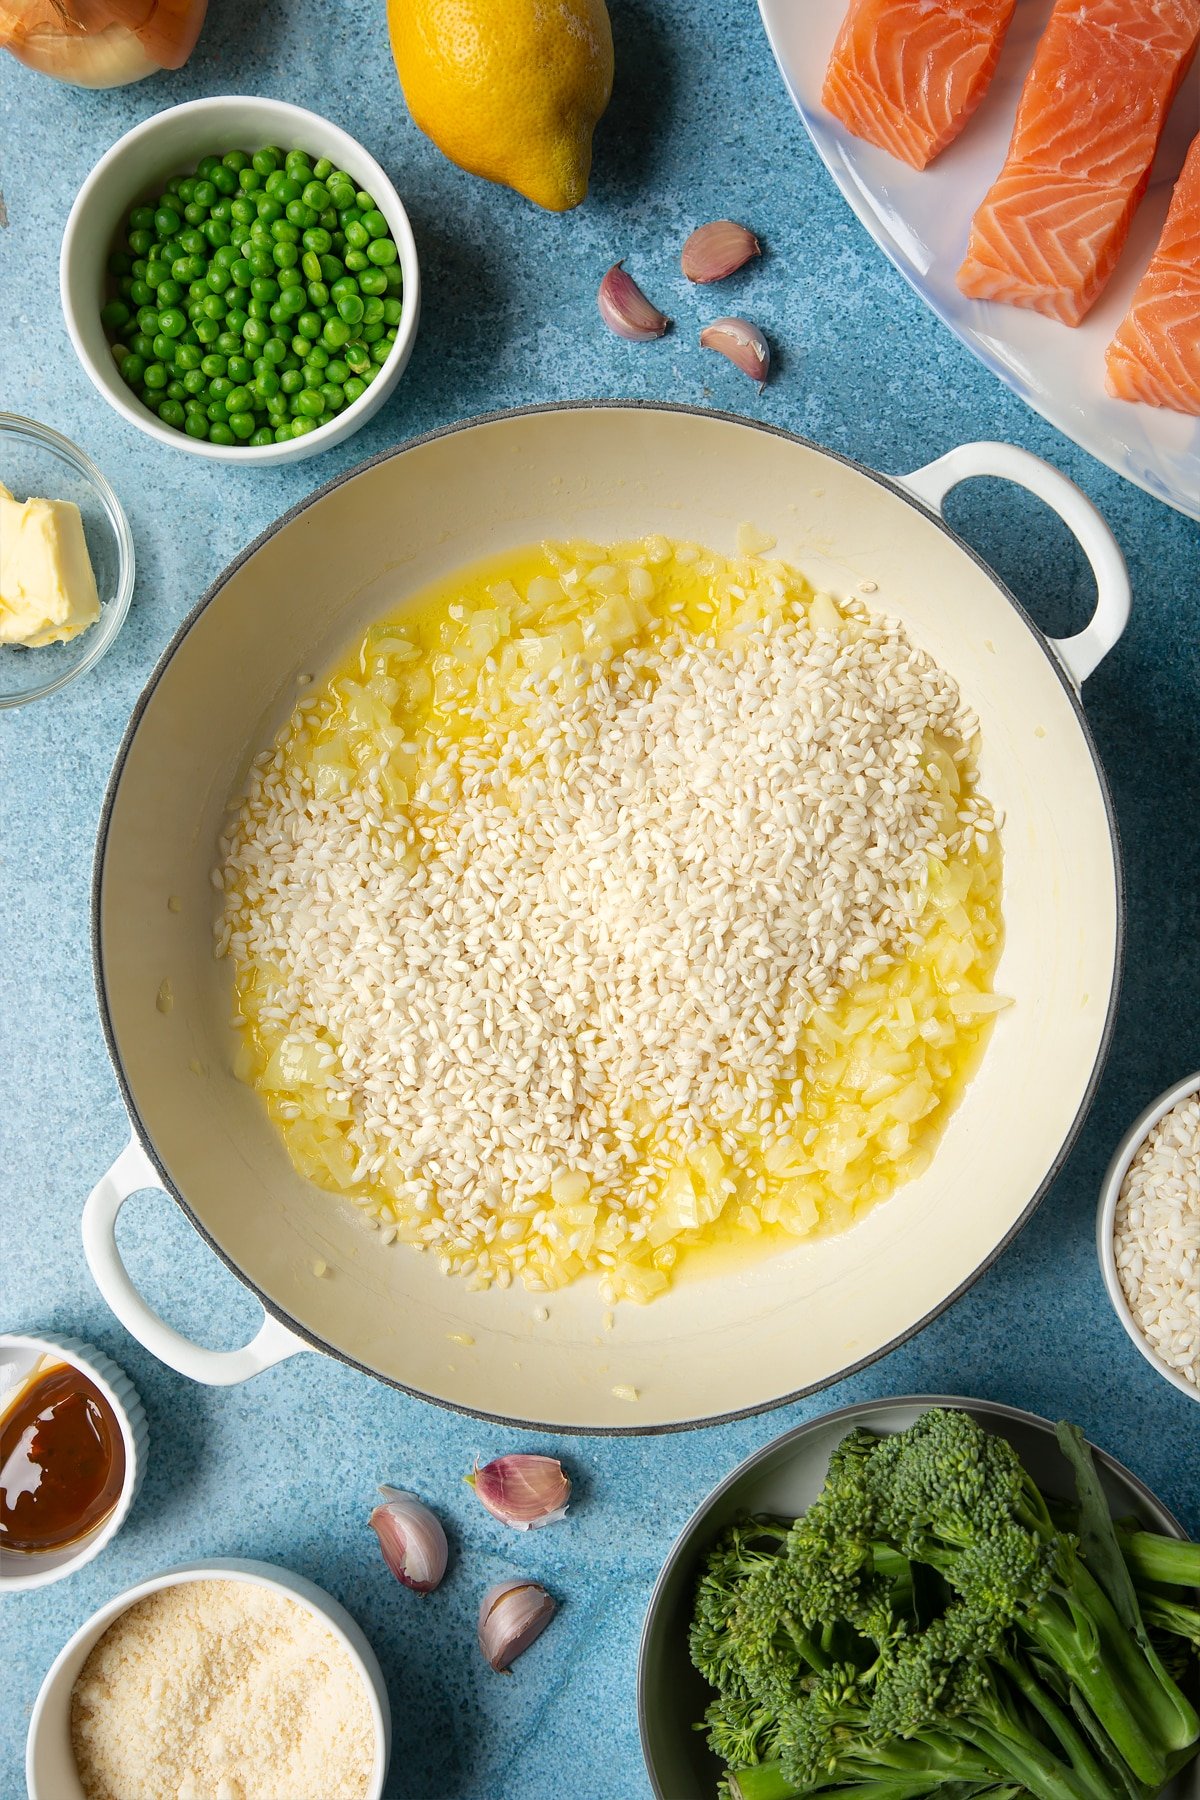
[0,0,205,85]
[478,1579,557,1670]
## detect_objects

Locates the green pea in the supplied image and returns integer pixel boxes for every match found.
[243,316,269,346]
[158,307,187,338]
[370,337,390,364]
[344,220,369,251]
[336,294,364,326]
[263,336,288,363]
[208,375,233,399]
[361,321,384,343]
[269,300,291,327]
[129,278,153,307]
[382,297,402,325]
[256,195,284,224]
[320,381,345,412]
[361,208,388,240]
[177,255,208,282]
[225,353,251,384]
[295,389,325,418]
[204,264,230,294]
[276,175,303,204]
[271,218,300,244]
[211,198,234,224]
[144,258,169,287]
[278,264,305,290]
[209,422,236,445]
[267,392,289,418]
[129,331,155,359]
[345,249,370,273]
[247,297,272,321]
[154,206,181,238]
[302,227,332,257]
[323,356,350,383]
[228,258,251,287]
[129,206,154,232]
[185,412,210,439]
[273,242,299,268]
[199,294,225,321]
[285,200,316,229]
[143,361,168,390]
[159,399,186,428]
[296,311,322,340]
[290,333,311,359]
[157,279,184,305]
[319,207,338,231]
[230,224,250,250]
[207,398,229,422]
[252,147,280,177]
[212,165,238,196]
[248,275,277,303]
[217,330,242,355]
[128,228,153,257]
[367,237,398,266]
[384,263,403,291]
[182,202,206,227]
[151,333,174,360]
[179,228,207,256]
[322,317,351,349]
[251,426,275,446]
[330,274,357,299]
[191,180,215,210]
[343,375,366,403]
[119,277,137,301]
[166,378,188,400]
[233,196,258,228]
[328,178,355,210]
[302,181,330,213]
[136,303,160,331]
[343,340,370,373]
[203,219,232,248]
[301,250,322,283]
[318,253,343,283]
[201,350,227,375]
[305,280,329,308]
[280,368,304,394]
[254,369,281,399]
[238,169,261,194]
[305,342,329,369]
[121,352,146,383]
[358,268,388,297]
[195,317,220,344]
[183,368,207,394]
[246,247,275,278]
[101,299,131,331]
[224,386,252,414]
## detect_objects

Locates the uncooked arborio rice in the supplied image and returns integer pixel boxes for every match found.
[217,550,991,1294]
[1113,1094,1200,1386]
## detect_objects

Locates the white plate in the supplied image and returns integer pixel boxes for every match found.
[759,0,1200,519]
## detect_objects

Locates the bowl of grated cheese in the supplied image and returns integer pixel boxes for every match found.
[1098,1071,1200,1404]
[25,1558,390,1800]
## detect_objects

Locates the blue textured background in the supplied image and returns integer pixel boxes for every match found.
[2,3,1198,1796]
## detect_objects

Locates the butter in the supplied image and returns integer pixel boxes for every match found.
[0,481,102,648]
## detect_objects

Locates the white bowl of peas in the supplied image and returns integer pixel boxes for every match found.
[60,96,421,464]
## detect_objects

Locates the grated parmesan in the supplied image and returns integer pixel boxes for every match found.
[70,1579,375,1800]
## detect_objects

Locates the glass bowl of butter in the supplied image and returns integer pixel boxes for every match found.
[0,414,134,708]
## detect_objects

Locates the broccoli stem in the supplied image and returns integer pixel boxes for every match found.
[1119,1528,1200,1593]
[1140,1590,1200,1650]
[995,1650,1118,1798]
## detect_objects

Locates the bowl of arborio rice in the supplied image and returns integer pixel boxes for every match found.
[1098,1071,1200,1404]
[25,1558,390,1800]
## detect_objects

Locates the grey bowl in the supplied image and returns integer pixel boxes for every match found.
[638,1394,1197,1800]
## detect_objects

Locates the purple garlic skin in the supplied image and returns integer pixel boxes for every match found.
[598,262,671,341]
[682,220,761,283]
[469,1454,572,1531]
[369,1486,448,1594]
[478,1579,557,1671]
[700,316,771,390]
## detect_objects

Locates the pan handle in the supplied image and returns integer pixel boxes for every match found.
[897,442,1130,689]
[82,1137,309,1385]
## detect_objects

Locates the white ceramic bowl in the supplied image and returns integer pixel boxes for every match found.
[1097,1071,1200,1405]
[60,96,420,466]
[0,1334,146,1591]
[26,1557,391,1800]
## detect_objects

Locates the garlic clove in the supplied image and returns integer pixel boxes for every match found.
[478,1579,557,1671]
[369,1486,448,1594]
[699,317,771,390]
[681,220,762,284]
[597,262,671,341]
[467,1454,571,1530]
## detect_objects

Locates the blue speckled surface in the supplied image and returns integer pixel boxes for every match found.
[2,3,1198,1796]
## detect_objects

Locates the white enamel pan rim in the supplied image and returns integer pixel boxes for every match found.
[88,400,1127,1435]
[635,1392,1188,1800]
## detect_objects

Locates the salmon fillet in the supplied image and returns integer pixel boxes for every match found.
[1106,130,1200,411]
[821,0,1018,171]
[957,0,1200,325]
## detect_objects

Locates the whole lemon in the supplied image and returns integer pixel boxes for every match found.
[387,0,614,212]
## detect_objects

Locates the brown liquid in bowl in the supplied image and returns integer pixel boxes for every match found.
[0,1362,125,1553]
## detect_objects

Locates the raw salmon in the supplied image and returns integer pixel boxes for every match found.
[1106,130,1200,411]
[822,0,1018,171]
[957,0,1200,325]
